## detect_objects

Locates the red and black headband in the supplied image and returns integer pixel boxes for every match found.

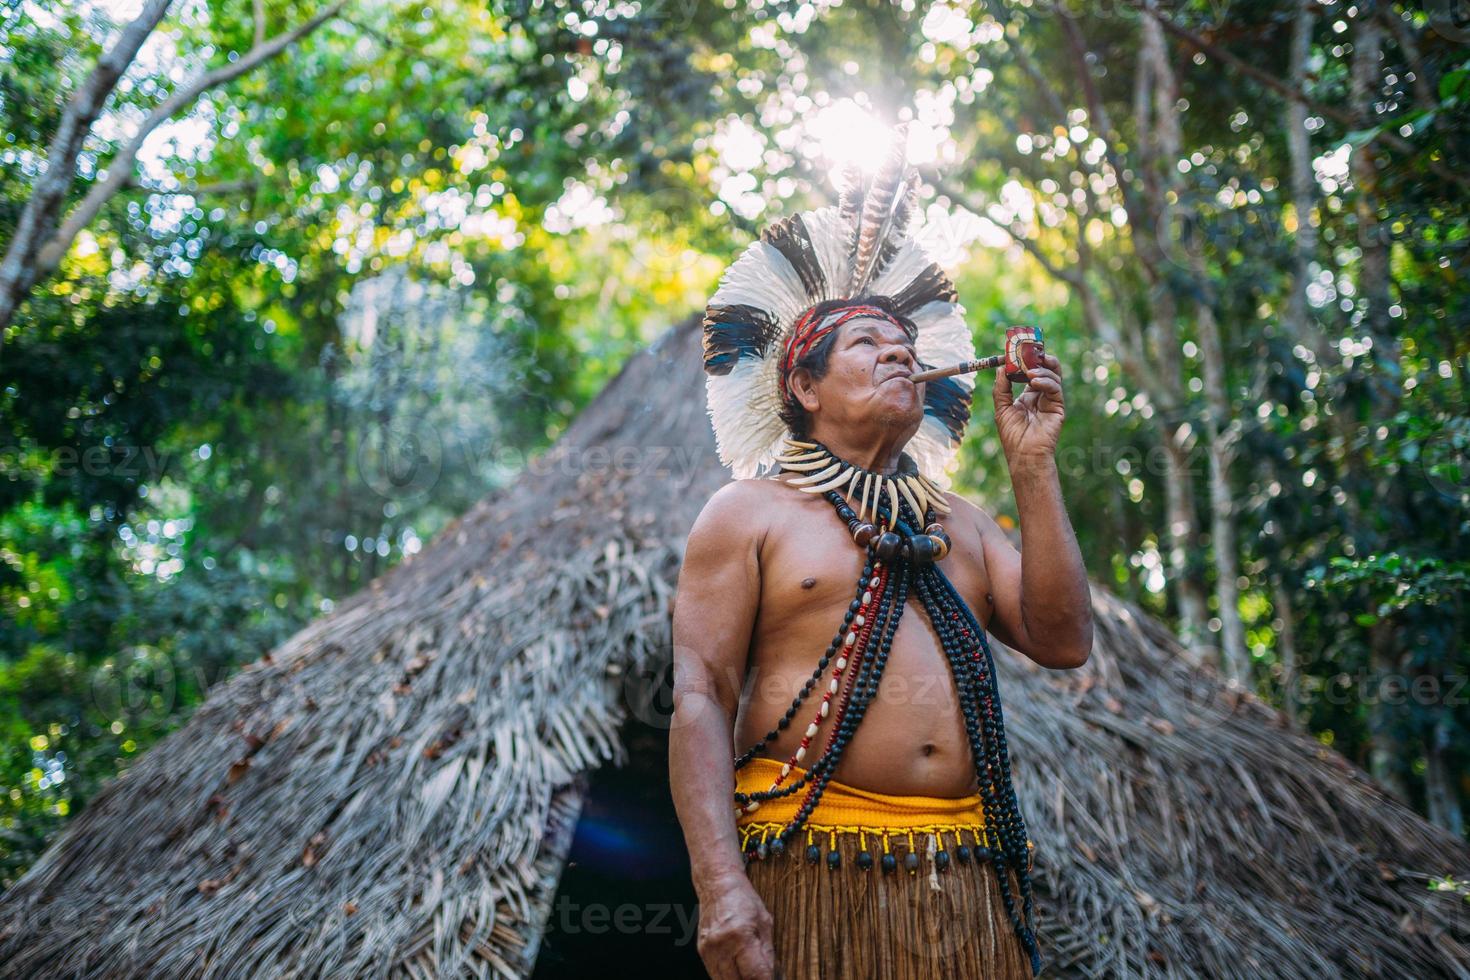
[779,302,914,404]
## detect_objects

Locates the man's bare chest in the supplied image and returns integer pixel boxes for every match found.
[752,507,993,635]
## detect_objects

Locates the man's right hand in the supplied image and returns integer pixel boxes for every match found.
[696,875,777,980]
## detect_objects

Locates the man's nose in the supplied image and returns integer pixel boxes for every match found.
[881,344,914,366]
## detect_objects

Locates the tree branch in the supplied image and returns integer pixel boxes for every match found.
[33,0,349,278]
[1145,2,1351,123]
[971,1,1164,286]
[1377,3,1435,111]
[1056,9,1166,282]
[1140,1,1469,189]
[948,185,1084,289]
[978,0,1070,123]
[141,178,258,197]
[0,0,175,335]
[340,13,396,49]
[937,179,1158,402]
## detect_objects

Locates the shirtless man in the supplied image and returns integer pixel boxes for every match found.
[669,312,1092,980]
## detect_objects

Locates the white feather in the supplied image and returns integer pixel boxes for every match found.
[800,206,855,302]
[912,301,975,374]
[708,241,811,336]
[906,416,959,491]
[705,354,788,479]
[866,239,931,298]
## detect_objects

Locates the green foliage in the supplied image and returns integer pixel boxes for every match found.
[1317,554,1470,623]
[2,0,1468,885]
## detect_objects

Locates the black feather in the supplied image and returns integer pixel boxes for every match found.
[760,214,827,300]
[702,304,780,375]
[886,262,958,315]
[923,375,971,444]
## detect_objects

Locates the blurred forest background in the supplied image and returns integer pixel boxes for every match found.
[1,0,1466,888]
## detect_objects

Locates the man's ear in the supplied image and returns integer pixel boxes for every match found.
[789,367,821,414]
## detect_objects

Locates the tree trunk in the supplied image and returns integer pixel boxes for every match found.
[1196,298,1247,683]
[1161,429,1213,663]
[1367,620,1410,802]
[1142,10,1244,676]
[1351,4,1416,807]
[1206,480,1244,673]
[1271,573,1300,724]
[1175,301,1246,685]
[1424,713,1466,837]
[1349,4,1399,400]
[1128,22,1216,665]
[1285,0,1328,367]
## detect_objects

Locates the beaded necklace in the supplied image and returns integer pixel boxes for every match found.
[731,436,1042,975]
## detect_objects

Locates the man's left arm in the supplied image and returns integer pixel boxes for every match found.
[944,350,1093,669]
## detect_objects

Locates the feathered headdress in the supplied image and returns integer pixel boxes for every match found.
[701,128,975,488]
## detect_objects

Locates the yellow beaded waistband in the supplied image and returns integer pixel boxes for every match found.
[734,757,989,830]
[734,758,1034,871]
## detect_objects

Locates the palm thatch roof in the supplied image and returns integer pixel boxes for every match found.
[1,316,1467,978]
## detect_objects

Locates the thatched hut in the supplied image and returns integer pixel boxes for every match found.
[1,317,1467,978]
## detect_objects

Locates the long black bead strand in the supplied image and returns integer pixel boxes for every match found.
[888,494,1010,845]
[913,562,1040,974]
[739,440,883,773]
[934,567,1039,966]
[781,562,909,867]
[748,554,899,859]
[911,569,1003,820]
[787,527,910,813]
[930,572,1028,865]
[873,489,1039,974]
[837,490,1044,973]
[745,460,899,789]
[739,548,899,825]
[776,552,906,835]
[916,569,1007,837]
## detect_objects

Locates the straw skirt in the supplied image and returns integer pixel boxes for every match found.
[736,759,1034,980]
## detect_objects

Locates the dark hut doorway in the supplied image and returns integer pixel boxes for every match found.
[532,713,706,978]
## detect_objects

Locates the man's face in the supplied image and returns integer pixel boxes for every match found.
[792,316,923,435]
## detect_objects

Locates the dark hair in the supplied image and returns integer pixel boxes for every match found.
[778,295,918,439]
